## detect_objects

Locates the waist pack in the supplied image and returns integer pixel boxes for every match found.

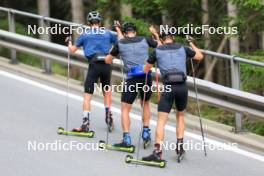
[92,53,106,62]
[163,72,186,83]
[127,65,146,77]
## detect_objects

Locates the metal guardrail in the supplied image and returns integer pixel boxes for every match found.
[0,7,264,132]
[0,30,263,119]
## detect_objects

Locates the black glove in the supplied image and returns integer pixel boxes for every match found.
[185,35,193,43]
[65,36,72,45]
[112,20,121,31]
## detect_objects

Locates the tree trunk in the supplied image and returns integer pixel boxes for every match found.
[161,10,172,25]
[201,0,213,81]
[262,31,264,50]
[37,0,51,73]
[70,0,84,79]
[227,2,240,54]
[71,0,84,35]
[120,3,132,19]
[204,35,229,80]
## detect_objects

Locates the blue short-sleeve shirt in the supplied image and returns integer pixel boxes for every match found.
[75,27,117,59]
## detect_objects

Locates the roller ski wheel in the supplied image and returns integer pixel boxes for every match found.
[99,140,135,153]
[57,127,64,134]
[125,155,166,168]
[57,127,94,138]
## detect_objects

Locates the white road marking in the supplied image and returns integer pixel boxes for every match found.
[0,69,263,162]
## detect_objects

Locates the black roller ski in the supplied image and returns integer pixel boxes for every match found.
[125,155,166,168]
[57,127,94,138]
[99,140,135,153]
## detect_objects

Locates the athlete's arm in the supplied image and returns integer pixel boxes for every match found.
[144,51,156,72]
[149,25,162,46]
[146,37,158,48]
[189,42,203,60]
[68,41,78,53]
[105,44,119,64]
[65,36,78,53]
[113,21,124,40]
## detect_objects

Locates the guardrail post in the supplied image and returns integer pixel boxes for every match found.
[231,56,243,133]
[39,17,51,74]
[8,10,17,64]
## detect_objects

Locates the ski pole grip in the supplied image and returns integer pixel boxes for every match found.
[65,36,72,44]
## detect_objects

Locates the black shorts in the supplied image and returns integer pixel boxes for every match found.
[84,61,111,94]
[121,75,152,104]
[158,82,188,113]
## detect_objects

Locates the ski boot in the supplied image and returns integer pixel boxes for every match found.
[176,142,185,163]
[105,112,114,132]
[142,127,151,149]
[135,147,166,168]
[72,117,90,132]
[113,133,132,148]
[57,117,94,138]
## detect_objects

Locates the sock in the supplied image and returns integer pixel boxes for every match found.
[105,107,109,114]
[143,126,149,130]
[83,111,90,119]
[154,143,161,151]
[177,138,184,150]
[123,132,130,138]
[177,138,184,144]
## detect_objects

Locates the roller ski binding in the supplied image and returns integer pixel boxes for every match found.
[99,133,135,153]
[125,149,166,168]
[176,143,185,163]
[142,127,151,149]
[57,117,94,138]
[105,112,114,132]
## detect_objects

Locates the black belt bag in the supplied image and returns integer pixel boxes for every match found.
[92,53,106,62]
[163,72,186,83]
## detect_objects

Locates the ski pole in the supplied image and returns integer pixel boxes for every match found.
[135,72,149,167]
[155,65,160,101]
[190,58,207,157]
[65,36,71,134]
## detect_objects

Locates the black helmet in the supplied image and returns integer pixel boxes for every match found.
[122,22,136,33]
[159,31,173,39]
[87,11,101,23]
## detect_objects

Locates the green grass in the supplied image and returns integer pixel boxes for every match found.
[186,100,264,136]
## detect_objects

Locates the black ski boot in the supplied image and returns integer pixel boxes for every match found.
[72,117,90,132]
[105,112,114,132]
[142,143,163,162]
[142,149,162,162]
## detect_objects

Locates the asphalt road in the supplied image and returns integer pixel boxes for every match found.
[0,69,263,176]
